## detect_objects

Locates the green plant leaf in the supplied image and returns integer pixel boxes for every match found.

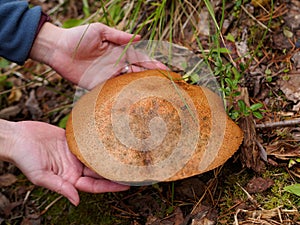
[250,103,264,111]
[283,28,293,38]
[58,114,69,129]
[235,0,242,8]
[62,19,84,28]
[226,33,235,42]
[266,76,272,82]
[231,66,242,81]
[0,75,7,83]
[0,58,9,68]
[265,68,272,75]
[239,63,246,72]
[82,0,90,17]
[284,184,300,197]
[181,61,188,70]
[189,73,200,84]
[166,206,174,214]
[229,110,240,120]
[203,0,219,32]
[211,48,231,54]
[225,78,234,88]
[237,100,247,113]
[252,111,263,119]
[288,159,297,168]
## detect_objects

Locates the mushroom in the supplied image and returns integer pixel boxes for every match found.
[66,70,243,185]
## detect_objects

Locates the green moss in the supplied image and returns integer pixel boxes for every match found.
[216,166,300,223]
[258,167,300,210]
[29,190,132,225]
[217,168,252,211]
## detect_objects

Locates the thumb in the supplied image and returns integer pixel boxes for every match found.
[103,25,141,45]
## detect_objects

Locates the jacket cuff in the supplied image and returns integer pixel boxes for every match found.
[35,11,51,38]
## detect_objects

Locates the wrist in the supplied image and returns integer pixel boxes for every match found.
[0,119,18,163]
[29,22,63,65]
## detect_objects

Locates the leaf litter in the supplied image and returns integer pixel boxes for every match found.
[1,0,300,224]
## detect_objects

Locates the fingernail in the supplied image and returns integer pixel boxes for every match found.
[69,197,79,206]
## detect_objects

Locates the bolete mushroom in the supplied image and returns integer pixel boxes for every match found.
[66,70,243,185]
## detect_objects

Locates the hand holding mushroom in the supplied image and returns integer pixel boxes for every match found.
[29,22,166,89]
[1,23,157,206]
[0,120,129,206]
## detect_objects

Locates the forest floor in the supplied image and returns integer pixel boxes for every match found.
[0,0,300,224]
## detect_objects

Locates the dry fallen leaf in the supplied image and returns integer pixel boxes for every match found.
[0,173,17,187]
[7,86,22,104]
[25,90,43,120]
[191,217,215,225]
[277,75,300,110]
[189,204,217,225]
[251,0,270,7]
[0,105,21,120]
[245,176,274,194]
[0,193,11,216]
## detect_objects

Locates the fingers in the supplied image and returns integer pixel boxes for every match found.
[131,61,169,71]
[126,47,169,71]
[31,172,80,206]
[30,170,129,206]
[75,176,130,193]
[109,46,169,77]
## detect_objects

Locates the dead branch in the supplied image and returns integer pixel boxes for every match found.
[255,118,300,129]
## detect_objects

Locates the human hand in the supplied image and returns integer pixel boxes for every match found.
[30,22,167,89]
[9,121,129,206]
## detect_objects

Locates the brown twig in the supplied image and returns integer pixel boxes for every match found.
[236,182,260,209]
[255,118,300,129]
[40,195,63,216]
[241,5,272,33]
[257,4,288,22]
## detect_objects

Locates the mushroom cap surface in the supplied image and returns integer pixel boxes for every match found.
[66,70,243,184]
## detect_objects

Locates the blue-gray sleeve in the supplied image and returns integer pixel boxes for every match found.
[0,0,42,64]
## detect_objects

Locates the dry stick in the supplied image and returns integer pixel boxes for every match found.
[190,177,216,215]
[241,5,272,33]
[47,0,65,15]
[82,8,102,24]
[252,53,269,71]
[254,0,269,14]
[255,118,300,129]
[277,207,283,224]
[0,69,57,96]
[110,205,139,217]
[1,64,21,77]
[117,1,134,30]
[257,4,288,22]
[236,182,260,209]
[40,195,63,216]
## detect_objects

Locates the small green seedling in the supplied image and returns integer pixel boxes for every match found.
[230,100,264,120]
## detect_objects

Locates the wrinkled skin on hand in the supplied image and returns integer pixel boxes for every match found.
[12,121,129,206]
[31,22,167,89]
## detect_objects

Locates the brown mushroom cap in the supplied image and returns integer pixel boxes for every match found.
[66,70,243,184]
